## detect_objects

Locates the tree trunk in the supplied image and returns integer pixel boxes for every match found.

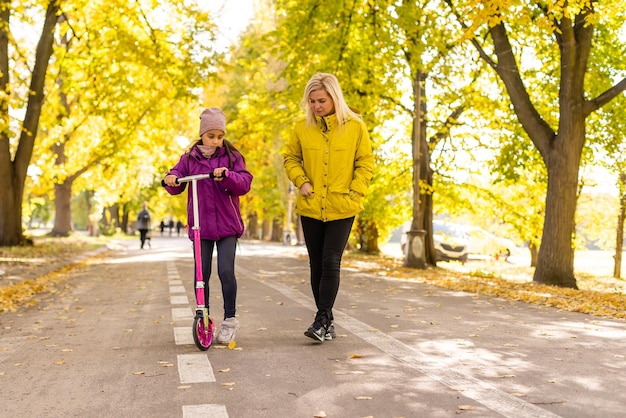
[110,203,121,230]
[296,215,305,245]
[529,242,538,267]
[262,217,271,241]
[405,69,427,268]
[121,202,130,234]
[51,181,73,236]
[614,172,626,278]
[532,124,583,288]
[0,181,26,245]
[271,217,282,242]
[0,1,60,246]
[419,82,436,266]
[246,212,258,240]
[357,219,379,253]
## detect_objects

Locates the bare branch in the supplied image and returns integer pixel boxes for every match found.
[585,77,626,116]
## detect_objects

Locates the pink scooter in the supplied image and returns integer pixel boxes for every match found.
[163,173,222,350]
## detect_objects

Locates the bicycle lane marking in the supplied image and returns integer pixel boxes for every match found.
[169,260,193,345]
[240,265,562,418]
[168,261,228,418]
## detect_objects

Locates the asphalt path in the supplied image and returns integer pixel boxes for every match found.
[0,237,625,418]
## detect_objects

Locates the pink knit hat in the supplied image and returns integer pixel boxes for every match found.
[199,108,226,136]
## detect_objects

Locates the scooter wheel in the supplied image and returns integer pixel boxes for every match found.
[192,316,214,351]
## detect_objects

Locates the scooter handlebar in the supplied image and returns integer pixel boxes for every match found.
[161,173,223,187]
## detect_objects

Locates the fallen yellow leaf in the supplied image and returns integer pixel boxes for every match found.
[458,405,475,410]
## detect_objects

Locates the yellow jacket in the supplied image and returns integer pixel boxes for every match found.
[283,113,374,222]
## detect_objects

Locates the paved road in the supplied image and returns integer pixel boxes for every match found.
[0,238,625,417]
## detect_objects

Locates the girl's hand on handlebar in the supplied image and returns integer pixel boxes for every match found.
[163,174,179,187]
[213,167,228,181]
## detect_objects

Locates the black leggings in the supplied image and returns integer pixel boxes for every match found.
[301,216,355,320]
[193,236,238,320]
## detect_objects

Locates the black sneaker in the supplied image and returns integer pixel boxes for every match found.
[325,323,336,340]
[304,322,327,342]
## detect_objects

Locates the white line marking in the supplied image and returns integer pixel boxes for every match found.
[169,279,183,286]
[170,285,186,294]
[172,307,193,321]
[167,261,180,279]
[174,327,194,345]
[178,354,215,383]
[171,295,189,305]
[182,404,228,418]
[249,270,561,418]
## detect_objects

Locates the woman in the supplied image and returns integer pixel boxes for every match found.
[163,108,253,344]
[283,73,374,342]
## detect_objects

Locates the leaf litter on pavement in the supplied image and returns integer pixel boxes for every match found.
[342,252,626,320]
[0,236,107,313]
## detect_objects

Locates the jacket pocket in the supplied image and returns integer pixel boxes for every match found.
[327,191,359,215]
[296,193,319,215]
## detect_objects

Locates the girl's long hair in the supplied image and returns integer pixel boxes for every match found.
[300,73,362,129]
[187,138,245,169]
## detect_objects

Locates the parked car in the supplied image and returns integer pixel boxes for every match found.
[432,220,469,263]
[462,226,514,260]
[401,220,469,263]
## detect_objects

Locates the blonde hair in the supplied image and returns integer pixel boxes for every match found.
[300,73,362,128]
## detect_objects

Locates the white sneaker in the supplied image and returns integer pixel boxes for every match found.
[216,317,239,344]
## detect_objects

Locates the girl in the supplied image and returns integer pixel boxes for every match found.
[164,108,253,344]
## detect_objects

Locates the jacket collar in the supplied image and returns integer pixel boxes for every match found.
[315,113,338,133]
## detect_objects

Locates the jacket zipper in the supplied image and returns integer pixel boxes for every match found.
[228,195,244,230]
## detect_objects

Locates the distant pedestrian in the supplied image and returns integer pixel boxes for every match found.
[163,107,253,344]
[176,220,184,236]
[137,202,152,249]
[168,218,174,236]
[160,220,165,236]
[283,73,374,342]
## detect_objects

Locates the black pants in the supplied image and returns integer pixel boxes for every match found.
[194,236,238,320]
[139,229,149,248]
[301,216,355,323]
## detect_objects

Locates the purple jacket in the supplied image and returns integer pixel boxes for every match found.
[164,146,253,241]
